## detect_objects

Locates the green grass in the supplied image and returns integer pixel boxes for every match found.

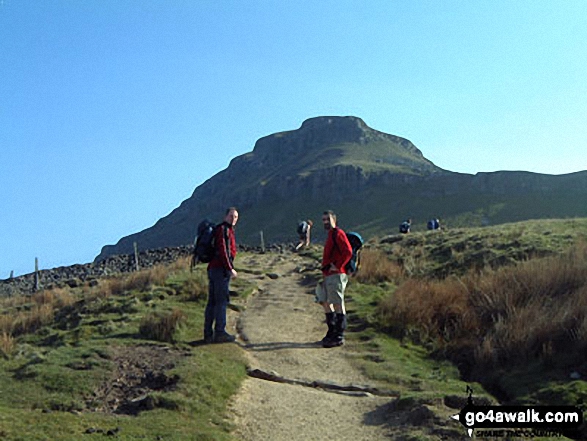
[344,281,491,399]
[337,221,587,439]
[376,217,587,278]
[0,262,249,441]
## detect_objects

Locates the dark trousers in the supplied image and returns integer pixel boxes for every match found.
[204,268,230,337]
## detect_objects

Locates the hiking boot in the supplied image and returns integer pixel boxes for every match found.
[322,336,344,348]
[320,312,336,345]
[203,334,214,344]
[213,332,236,343]
[323,313,347,348]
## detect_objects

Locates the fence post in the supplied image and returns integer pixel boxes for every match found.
[9,270,13,280]
[260,231,265,253]
[133,242,140,272]
[34,257,39,292]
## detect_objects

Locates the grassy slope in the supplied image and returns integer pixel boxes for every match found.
[0,257,254,441]
[345,218,587,439]
[376,217,587,278]
[4,218,587,439]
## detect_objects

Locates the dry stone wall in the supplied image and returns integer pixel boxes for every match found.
[1,244,290,297]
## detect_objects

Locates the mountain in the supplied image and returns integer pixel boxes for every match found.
[96,116,587,261]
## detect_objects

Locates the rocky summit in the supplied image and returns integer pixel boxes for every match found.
[96,116,587,261]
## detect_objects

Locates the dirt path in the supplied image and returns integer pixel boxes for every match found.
[228,251,394,440]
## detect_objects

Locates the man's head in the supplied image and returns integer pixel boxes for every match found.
[224,207,239,227]
[322,210,336,230]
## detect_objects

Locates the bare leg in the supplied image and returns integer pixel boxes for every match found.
[320,302,333,313]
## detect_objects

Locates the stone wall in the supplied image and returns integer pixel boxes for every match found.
[0,243,290,297]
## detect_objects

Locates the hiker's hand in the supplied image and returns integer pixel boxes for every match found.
[230,269,238,278]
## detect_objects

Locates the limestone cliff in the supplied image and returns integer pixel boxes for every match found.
[96,117,587,261]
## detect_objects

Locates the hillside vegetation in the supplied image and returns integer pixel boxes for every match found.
[99,115,587,261]
[2,217,587,439]
[349,217,587,430]
[0,258,253,441]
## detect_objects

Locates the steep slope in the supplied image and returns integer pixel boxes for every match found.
[96,116,445,260]
[96,116,587,261]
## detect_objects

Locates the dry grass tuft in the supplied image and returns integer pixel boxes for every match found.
[92,265,171,299]
[355,248,403,284]
[378,244,587,371]
[139,308,187,343]
[183,272,208,302]
[32,288,75,308]
[168,256,192,273]
[0,332,15,358]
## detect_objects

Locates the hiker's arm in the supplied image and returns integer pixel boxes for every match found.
[216,226,234,272]
[332,233,353,271]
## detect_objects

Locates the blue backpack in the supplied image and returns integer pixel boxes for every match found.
[333,229,364,275]
[427,219,440,230]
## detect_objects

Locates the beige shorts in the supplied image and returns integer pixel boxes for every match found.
[315,273,348,305]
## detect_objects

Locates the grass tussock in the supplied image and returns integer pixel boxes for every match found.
[139,308,187,343]
[94,265,171,298]
[0,332,15,358]
[182,271,208,301]
[378,244,587,375]
[32,288,75,308]
[168,256,192,273]
[355,248,403,284]
[14,304,55,335]
[1,294,62,337]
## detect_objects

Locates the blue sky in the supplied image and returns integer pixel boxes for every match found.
[1,1,586,277]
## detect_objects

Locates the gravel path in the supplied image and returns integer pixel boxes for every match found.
[228,252,393,440]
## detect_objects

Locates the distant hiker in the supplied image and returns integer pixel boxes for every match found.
[203,207,239,344]
[295,220,313,250]
[399,218,411,234]
[427,218,440,231]
[317,210,353,348]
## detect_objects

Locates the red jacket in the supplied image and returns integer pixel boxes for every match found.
[208,222,237,271]
[322,227,353,277]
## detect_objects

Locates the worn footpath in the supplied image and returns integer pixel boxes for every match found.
[227,251,395,441]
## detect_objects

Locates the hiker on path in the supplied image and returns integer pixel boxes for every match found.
[317,210,353,348]
[399,218,412,234]
[204,207,239,344]
[295,220,313,250]
[427,218,441,231]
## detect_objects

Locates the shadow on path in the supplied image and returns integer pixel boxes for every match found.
[242,341,322,351]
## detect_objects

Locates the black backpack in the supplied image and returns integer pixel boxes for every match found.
[297,221,308,235]
[399,221,410,234]
[193,219,217,264]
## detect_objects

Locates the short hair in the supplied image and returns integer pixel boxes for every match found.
[307,220,314,226]
[225,207,238,215]
[323,210,336,222]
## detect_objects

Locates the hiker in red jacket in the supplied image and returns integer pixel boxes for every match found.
[204,207,239,343]
[317,210,353,348]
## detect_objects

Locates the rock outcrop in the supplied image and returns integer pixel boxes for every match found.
[95,116,587,261]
